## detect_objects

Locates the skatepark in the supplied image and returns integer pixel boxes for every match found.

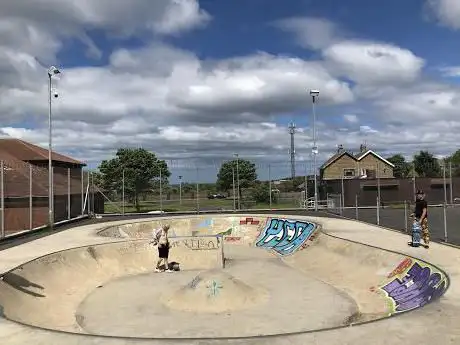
[0,212,458,344]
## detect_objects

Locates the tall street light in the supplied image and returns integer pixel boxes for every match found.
[234,153,240,210]
[48,66,61,229]
[309,89,319,211]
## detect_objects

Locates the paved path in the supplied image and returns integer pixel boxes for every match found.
[335,206,460,245]
[0,214,459,344]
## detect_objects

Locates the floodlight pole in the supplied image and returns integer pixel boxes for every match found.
[310,89,319,211]
[48,66,60,229]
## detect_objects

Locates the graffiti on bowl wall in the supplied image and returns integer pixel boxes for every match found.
[379,257,448,313]
[255,218,316,256]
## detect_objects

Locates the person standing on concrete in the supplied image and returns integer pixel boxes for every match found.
[152,224,173,272]
[411,190,430,248]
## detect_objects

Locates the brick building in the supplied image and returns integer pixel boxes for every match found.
[0,139,88,234]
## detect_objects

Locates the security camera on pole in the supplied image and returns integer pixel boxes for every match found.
[48,66,61,229]
[309,89,319,211]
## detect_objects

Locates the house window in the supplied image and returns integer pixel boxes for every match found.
[343,169,355,177]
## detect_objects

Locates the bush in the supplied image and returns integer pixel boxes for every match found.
[251,184,278,204]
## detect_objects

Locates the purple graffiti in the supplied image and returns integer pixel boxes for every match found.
[381,262,447,312]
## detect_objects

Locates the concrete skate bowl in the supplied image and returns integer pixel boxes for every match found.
[0,214,450,340]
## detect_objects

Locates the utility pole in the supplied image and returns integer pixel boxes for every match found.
[288,122,296,181]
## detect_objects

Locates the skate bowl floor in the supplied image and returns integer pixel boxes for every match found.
[0,214,450,340]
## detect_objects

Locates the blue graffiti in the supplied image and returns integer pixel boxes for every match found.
[255,218,316,256]
[197,218,212,228]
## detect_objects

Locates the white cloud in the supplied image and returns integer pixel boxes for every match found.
[343,114,359,123]
[275,17,341,50]
[323,40,425,85]
[0,5,459,182]
[276,16,425,85]
[438,66,460,77]
[426,0,460,29]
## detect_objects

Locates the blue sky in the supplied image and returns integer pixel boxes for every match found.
[1,0,460,184]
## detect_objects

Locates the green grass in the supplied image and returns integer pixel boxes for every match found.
[103,198,300,213]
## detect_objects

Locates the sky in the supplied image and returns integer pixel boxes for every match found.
[1,0,460,184]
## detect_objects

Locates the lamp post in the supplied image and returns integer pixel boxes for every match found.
[48,66,61,229]
[234,153,240,210]
[178,175,182,205]
[309,89,319,211]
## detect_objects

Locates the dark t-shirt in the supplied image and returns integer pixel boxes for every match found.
[414,200,428,218]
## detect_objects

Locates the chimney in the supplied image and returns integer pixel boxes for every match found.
[360,143,367,152]
[337,144,344,153]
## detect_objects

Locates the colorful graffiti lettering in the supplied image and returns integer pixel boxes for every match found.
[224,236,241,242]
[197,218,213,228]
[207,280,223,297]
[255,218,316,256]
[387,258,413,278]
[379,260,448,313]
[218,228,232,236]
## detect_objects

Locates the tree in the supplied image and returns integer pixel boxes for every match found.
[387,154,411,178]
[445,149,460,177]
[216,159,257,197]
[98,148,170,211]
[413,150,441,177]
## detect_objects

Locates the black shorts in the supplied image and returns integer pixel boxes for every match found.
[158,244,169,258]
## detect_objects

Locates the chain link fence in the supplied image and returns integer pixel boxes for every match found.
[323,161,460,246]
[90,157,460,247]
[94,161,312,215]
[0,160,91,238]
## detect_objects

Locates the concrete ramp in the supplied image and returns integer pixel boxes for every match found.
[0,214,450,339]
[0,235,222,333]
[282,232,448,320]
[161,269,269,313]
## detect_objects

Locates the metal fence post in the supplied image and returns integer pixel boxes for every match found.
[159,167,163,212]
[29,165,33,230]
[304,163,308,206]
[90,171,93,215]
[443,160,448,242]
[449,161,453,204]
[376,196,380,225]
[341,177,345,208]
[232,167,236,211]
[377,162,381,209]
[443,202,448,242]
[67,168,71,220]
[268,164,272,209]
[443,159,447,206]
[355,194,358,220]
[339,193,343,215]
[1,160,4,238]
[122,168,125,215]
[196,167,200,213]
[81,169,84,215]
[404,200,408,233]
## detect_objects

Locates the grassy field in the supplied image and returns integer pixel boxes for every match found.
[103,197,301,213]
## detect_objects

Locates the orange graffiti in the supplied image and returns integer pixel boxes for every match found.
[387,258,413,278]
[224,236,241,242]
[239,217,260,225]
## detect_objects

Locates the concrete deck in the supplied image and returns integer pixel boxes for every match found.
[0,214,458,344]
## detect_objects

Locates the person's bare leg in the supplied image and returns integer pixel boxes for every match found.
[164,258,170,271]
[156,258,163,271]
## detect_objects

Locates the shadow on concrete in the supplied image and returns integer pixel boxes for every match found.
[2,273,45,297]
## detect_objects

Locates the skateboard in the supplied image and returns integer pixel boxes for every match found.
[408,219,421,247]
[408,217,429,248]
